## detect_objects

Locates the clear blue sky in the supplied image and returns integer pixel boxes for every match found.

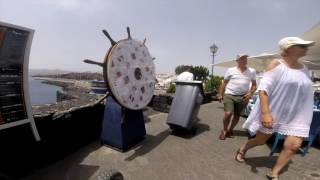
[1,0,319,74]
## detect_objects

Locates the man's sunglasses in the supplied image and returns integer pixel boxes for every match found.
[294,44,309,49]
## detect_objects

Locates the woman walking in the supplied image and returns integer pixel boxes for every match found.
[235,37,315,180]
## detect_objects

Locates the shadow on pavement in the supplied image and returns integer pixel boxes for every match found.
[169,121,210,139]
[143,115,151,123]
[245,155,291,174]
[23,141,102,180]
[232,129,250,138]
[125,129,171,161]
[217,106,224,110]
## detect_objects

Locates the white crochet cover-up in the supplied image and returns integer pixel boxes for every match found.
[242,60,313,138]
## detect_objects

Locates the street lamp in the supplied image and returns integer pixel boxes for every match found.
[209,43,218,77]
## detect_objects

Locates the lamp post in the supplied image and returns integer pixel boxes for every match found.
[209,43,218,77]
[209,43,218,93]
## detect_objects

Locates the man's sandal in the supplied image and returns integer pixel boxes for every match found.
[266,173,279,180]
[219,130,226,140]
[235,148,246,163]
[226,130,234,138]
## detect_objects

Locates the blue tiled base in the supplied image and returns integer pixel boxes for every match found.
[101,96,146,151]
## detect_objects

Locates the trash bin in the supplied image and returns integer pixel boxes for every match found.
[167,80,204,131]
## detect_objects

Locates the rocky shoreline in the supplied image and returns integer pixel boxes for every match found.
[31,77,215,118]
[31,78,103,118]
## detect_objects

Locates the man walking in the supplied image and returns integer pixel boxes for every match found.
[218,54,257,140]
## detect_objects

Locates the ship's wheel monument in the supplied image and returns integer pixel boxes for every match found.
[84,27,156,151]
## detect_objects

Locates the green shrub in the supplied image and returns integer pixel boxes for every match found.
[175,65,209,81]
[166,83,176,93]
[190,66,209,81]
[175,65,193,75]
[204,75,223,95]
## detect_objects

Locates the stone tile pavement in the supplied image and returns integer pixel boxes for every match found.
[24,102,320,180]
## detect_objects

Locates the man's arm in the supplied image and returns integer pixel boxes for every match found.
[250,80,257,94]
[242,80,257,104]
[218,79,229,102]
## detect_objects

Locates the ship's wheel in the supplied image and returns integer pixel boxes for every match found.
[84,27,156,110]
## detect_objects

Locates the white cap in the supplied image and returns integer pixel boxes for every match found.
[278,37,315,52]
[236,54,248,60]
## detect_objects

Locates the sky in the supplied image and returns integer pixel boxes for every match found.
[1,0,319,75]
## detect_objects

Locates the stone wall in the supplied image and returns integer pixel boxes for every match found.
[152,94,173,113]
[151,93,214,113]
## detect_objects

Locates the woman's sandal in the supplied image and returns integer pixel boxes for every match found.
[235,148,246,163]
[266,173,279,180]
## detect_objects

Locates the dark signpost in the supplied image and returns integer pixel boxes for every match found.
[0,21,40,141]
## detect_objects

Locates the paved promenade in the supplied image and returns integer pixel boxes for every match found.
[24,102,320,180]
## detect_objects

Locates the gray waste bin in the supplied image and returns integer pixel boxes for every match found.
[167,80,204,131]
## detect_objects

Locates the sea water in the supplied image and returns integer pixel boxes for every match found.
[29,78,62,105]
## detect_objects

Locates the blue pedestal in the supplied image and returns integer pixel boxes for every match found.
[101,96,146,151]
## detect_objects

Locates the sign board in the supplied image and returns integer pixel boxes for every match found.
[0,21,40,141]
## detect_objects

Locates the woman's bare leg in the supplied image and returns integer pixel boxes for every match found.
[242,131,272,151]
[270,136,303,176]
[236,131,272,161]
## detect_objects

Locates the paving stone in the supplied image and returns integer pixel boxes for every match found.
[23,102,320,180]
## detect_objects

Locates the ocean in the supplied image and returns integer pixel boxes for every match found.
[29,78,62,105]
